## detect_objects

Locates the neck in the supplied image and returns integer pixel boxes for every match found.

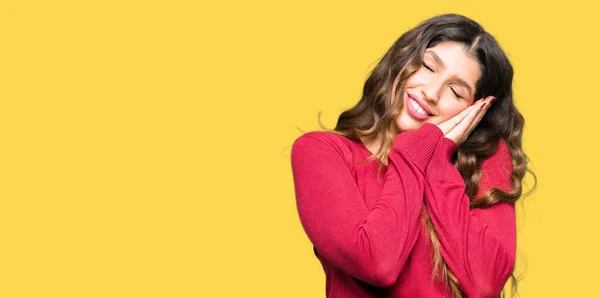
[359,135,381,155]
[359,127,402,156]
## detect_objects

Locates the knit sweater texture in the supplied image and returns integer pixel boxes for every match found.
[290,123,516,298]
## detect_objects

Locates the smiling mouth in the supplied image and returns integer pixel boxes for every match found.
[409,98,433,116]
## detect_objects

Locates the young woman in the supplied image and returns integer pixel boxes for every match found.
[290,14,534,298]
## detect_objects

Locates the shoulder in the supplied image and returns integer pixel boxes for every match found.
[479,138,513,192]
[291,131,360,163]
[483,139,512,169]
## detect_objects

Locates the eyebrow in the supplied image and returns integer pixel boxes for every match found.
[425,50,474,97]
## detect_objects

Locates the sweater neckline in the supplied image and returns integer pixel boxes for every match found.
[352,136,375,157]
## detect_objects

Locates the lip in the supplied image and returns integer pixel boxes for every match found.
[406,93,433,120]
[407,92,433,115]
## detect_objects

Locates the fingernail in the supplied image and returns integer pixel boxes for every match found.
[490,97,496,104]
[482,103,487,108]
[470,101,477,106]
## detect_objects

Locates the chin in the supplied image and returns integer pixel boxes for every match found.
[395,113,425,133]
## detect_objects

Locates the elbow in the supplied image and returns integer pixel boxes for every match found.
[357,238,414,287]
[467,280,508,298]
[364,260,403,288]
[370,272,397,288]
[467,288,499,298]
[466,257,515,298]
[462,276,505,298]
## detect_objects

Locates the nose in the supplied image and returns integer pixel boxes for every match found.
[421,80,442,104]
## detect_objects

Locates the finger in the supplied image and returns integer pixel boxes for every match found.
[466,105,487,134]
[452,104,477,123]
[445,100,486,143]
[470,96,495,125]
[437,101,480,134]
[458,100,486,130]
[460,97,494,136]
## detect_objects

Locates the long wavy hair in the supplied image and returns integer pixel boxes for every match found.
[323,14,536,297]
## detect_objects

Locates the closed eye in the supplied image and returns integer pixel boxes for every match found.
[450,87,463,99]
[422,62,435,73]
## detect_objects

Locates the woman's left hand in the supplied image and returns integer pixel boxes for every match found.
[437,96,495,146]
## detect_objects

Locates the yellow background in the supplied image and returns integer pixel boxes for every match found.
[1,0,597,297]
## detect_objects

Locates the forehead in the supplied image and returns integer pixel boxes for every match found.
[425,41,481,85]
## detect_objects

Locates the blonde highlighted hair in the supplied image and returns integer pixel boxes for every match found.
[323,13,536,297]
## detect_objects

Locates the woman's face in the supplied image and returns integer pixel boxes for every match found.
[394,41,481,133]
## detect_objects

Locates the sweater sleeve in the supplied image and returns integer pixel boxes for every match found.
[424,137,516,298]
[291,123,443,287]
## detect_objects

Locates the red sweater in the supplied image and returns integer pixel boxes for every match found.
[290,123,516,298]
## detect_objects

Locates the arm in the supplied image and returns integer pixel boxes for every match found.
[424,138,516,298]
[291,123,442,287]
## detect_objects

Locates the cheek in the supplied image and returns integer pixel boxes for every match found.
[406,71,427,86]
[438,102,469,122]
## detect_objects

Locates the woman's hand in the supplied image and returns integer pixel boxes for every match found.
[436,96,495,146]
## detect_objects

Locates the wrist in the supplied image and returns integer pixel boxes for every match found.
[426,137,461,181]
[393,123,444,170]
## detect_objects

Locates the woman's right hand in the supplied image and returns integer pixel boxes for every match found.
[436,96,495,146]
